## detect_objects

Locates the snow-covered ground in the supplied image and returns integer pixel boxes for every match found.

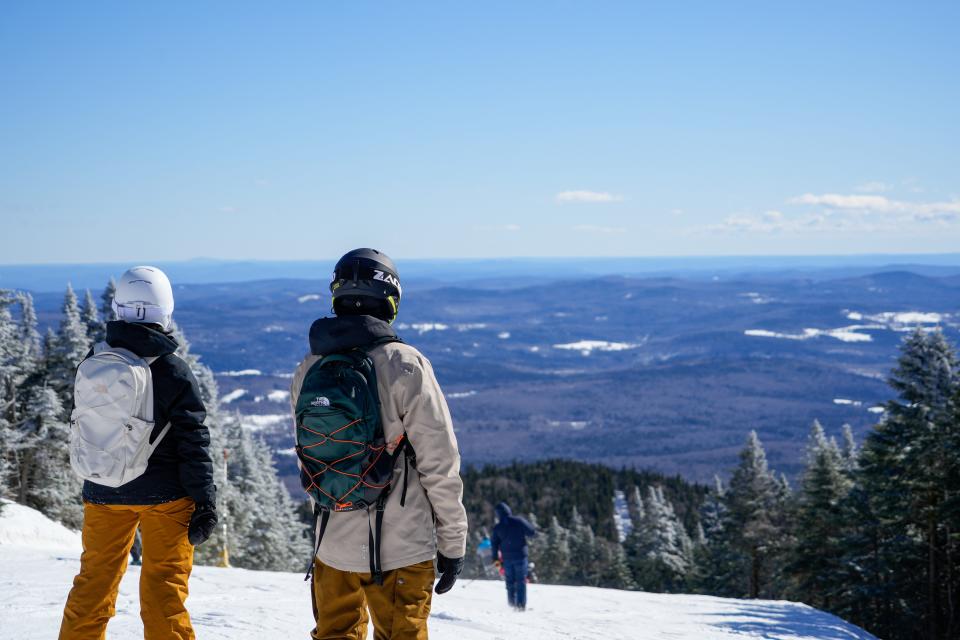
[0,502,876,640]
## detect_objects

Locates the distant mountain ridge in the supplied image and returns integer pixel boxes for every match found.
[5,254,960,291]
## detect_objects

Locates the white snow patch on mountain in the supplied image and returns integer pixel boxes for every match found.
[219,369,263,377]
[267,390,290,403]
[548,420,589,430]
[240,414,288,432]
[0,504,877,640]
[397,322,449,334]
[845,310,945,329]
[298,294,322,303]
[220,389,248,404]
[740,292,772,304]
[553,340,640,355]
[833,398,863,407]
[744,326,876,343]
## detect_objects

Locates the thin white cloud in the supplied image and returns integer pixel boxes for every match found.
[694,193,960,235]
[573,224,626,234]
[854,181,891,193]
[790,193,893,210]
[790,193,960,217]
[556,190,623,203]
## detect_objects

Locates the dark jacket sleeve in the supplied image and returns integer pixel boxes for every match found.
[521,517,536,538]
[160,358,216,505]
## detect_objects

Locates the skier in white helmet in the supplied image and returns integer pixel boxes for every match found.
[59,266,218,640]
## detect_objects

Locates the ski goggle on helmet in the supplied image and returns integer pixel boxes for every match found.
[112,266,175,330]
[329,248,402,323]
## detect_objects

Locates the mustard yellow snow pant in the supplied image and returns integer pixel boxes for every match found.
[310,559,435,640]
[59,497,196,640]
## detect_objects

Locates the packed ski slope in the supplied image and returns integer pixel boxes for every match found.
[0,501,876,640]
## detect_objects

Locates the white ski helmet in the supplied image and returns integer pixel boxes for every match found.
[112,266,175,330]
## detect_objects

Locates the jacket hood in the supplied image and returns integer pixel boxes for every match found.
[309,315,399,355]
[106,320,178,358]
[495,502,512,521]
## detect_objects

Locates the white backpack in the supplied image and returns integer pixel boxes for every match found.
[69,342,171,487]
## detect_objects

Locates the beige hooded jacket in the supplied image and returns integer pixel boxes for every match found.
[290,339,468,573]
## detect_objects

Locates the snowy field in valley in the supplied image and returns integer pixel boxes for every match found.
[0,501,876,640]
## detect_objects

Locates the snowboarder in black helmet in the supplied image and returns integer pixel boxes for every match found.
[293,247,468,640]
[329,248,402,324]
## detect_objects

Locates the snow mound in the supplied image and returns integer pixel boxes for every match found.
[0,500,80,551]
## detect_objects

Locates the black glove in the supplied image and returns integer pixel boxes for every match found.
[188,502,218,546]
[435,552,464,594]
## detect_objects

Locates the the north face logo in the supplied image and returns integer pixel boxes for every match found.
[311,396,331,407]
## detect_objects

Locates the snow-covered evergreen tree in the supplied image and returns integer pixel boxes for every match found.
[213,415,310,571]
[525,512,545,578]
[537,516,571,584]
[594,537,635,590]
[840,423,858,474]
[724,431,784,598]
[690,476,741,596]
[100,277,117,323]
[786,421,853,610]
[626,485,691,593]
[19,383,82,528]
[17,293,42,373]
[45,285,91,409]
[80,289,101,342]
[568,507,600,586]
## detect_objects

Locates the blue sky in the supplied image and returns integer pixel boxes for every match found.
[1,1,958,263]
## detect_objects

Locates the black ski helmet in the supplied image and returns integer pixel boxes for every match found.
[330,248,402,323]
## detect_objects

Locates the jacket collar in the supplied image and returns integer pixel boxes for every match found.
[309,315,398,355]
[105,320,178,358]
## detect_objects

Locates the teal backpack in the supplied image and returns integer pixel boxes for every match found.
[295,338,414,584]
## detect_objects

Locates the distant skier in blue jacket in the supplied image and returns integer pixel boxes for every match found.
[490,502,536,611]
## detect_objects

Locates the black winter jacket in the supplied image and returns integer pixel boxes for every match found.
[491,502,536,562]
[81,321,217,506]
